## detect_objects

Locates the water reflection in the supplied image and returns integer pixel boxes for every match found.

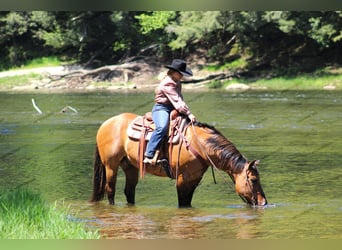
[76,202,267,239]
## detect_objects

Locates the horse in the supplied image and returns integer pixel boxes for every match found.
[90,112,267,208]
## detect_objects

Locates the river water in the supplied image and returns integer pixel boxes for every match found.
[0,90,341,239]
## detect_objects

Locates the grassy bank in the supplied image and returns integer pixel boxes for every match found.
[0,56,341,91]
[0,73,42,89]
[244,68,342,90]
[2,56,63,70]
[207,66,342,90]
[0,189,100,239]
[2,69,341,91]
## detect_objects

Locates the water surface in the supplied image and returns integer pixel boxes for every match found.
[0,90,341,239]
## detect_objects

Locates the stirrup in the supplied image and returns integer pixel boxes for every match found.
[143,150,160,166]
[143,157,154,165]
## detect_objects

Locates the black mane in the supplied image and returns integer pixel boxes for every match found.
[195,122,247,174]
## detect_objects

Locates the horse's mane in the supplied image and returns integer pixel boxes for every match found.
[194,122,247,174]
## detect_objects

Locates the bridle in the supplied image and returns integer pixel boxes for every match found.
[240,169,258,206]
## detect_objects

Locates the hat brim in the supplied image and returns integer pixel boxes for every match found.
[165,65,193,77]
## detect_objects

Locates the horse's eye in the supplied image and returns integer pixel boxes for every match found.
[250,178,258,184]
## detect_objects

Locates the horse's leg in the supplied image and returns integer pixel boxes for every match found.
[120,157,139,205]
[105,160,119,205]
[176,177,202,208]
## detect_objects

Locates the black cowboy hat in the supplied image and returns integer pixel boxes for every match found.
[165,59,193,77]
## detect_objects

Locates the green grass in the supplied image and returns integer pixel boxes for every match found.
[0,56,63,71]
[222,67,342,90]
[248,73,342,90]
[0,189,100,239]
[204,62,342,90]
[0,74,42,89]
[0,56,62,89]
[0,56,341,91]
[22,56,62,69]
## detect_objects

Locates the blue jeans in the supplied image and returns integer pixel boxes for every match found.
[145,103,173,158]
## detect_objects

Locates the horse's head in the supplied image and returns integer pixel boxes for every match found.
[234,160,267,207]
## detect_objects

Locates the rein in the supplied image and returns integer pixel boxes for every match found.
[190,123,231,185]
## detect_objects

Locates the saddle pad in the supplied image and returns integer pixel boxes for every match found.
[127,115,187,144]
[127,115,154,141]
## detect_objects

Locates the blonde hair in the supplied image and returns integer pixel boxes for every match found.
[167,69,177,76]
[164,69,182,82]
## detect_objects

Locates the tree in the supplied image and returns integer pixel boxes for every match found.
[0,11,341,72]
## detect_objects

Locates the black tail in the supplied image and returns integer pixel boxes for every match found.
[90,144,106,202]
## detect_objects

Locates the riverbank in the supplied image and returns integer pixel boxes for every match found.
[0,64,341,92]
[0,189,100,239]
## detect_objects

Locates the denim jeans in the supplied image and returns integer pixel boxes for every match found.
[144,103,174,158]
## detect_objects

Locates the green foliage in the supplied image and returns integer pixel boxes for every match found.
[0,189,100,239]
[135,11,175,34]
[112,41,127,52]
[38,28,67,49]
[262,11,342,48]
[309,17,338,47]
[263,11,294,33]
[0,11,341,72]
[205,58,247,71]
[167,11,222,49]
[0,12,28,36]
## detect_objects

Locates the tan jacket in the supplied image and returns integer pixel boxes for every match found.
[154,76,192,115]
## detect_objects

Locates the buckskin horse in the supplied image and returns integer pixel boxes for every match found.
[90,112,267,207]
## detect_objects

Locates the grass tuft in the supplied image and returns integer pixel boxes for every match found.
[0,189,100,239]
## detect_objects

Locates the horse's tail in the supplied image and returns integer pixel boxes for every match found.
[90,144,106,202]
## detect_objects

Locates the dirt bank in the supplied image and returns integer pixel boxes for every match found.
[0,60,216,92]
[1,61,340,92]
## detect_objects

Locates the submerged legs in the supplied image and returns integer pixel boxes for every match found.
[121,158,139,205]
[176,176,201,208]
[105,166,117,205]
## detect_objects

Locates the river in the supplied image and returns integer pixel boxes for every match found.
[0,90,341,239]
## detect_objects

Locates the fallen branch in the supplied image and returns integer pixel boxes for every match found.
[48,62,145,82]
[60,106,78,114]
[31,98,43,114]
[182,71,244,84]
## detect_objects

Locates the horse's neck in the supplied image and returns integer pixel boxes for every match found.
[192,125,246,174]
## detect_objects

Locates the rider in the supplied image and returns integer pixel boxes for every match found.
[143,59,196,165]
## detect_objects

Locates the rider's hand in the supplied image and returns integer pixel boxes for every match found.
[188,113,196,123]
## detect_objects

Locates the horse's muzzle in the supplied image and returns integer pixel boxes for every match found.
[245,195,267,207]
[253,196,267,207]
[258,197,268,206]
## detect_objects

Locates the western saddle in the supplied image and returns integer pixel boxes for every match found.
[126,110,189,178]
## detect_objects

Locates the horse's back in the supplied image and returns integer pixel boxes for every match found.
[96,113,138,161]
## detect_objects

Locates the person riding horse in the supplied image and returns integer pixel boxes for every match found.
[90,60,268,207]
[143,59,196,165]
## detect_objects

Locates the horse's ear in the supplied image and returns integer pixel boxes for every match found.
[248,160,260,170]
